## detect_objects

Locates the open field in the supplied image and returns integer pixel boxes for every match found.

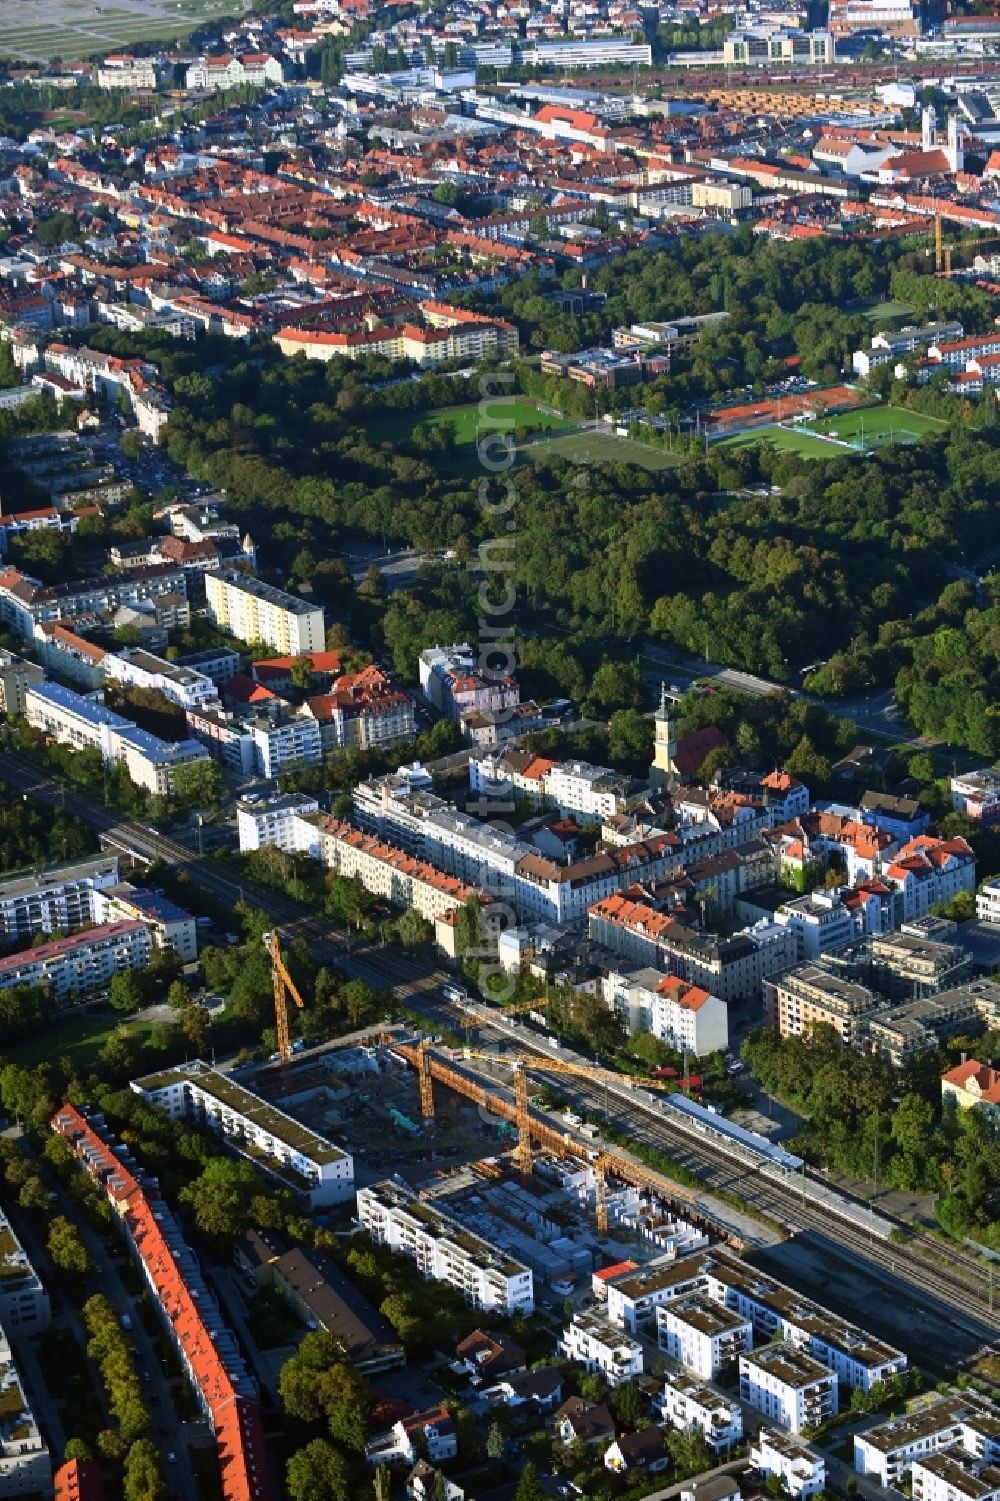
[0,0,242,61]
[715,424,848,459]
[524,427,686,470]
[860,299,915,324]
[6,1008,155,1069]
[805,404,950,447]
[370,398,574,448]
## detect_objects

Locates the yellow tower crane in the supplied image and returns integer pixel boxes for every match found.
[264,930,306,1063]
[458,1050,670,1227]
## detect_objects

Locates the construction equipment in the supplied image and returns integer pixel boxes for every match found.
[264,930,306,1063]
[390,1040,740,1244]
[417,1038,435,1124]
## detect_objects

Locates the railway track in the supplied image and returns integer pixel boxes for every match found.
[451,1015,1000,1335]
[2,750,997,1338]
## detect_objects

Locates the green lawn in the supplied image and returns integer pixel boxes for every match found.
[805,405,949,448]
[6,1009,155,1069]
[370,398,573,448]
[716,424,846,459]
[524,428,685,470]
[860,300,915,325]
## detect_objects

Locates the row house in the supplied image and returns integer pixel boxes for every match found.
[588,894,794,1003]
[52,1105,272,1501]
[301,666,415,751]
[315,817,488,926]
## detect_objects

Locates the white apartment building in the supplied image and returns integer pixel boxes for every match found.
[977,878,1000,924]
[24,682,210,796]
[247,713,323,778]
[884,836,976,923]
[558,1312,644,1387]
[25,680,128,756]
[0,1207,49,1335]
[605,1262,710,1335]
[660,1375,742,1455]
[0,1328,50,1497]
[643,1250,905,1396]
[357,1180,534,1316]
[912,1452,1000,1501]
[0,856,120,941]
[774,891,856,962]
[237,793,321,853]
[0,920,151,1000]
[855,1393,1000,1488]
[657,1297,753,1380]
[92,886,198,965]
[96,55,157,88]
[102,647,218,710]
[739,1343,838,1433]
[132,1060,354,1207]
[205,570,324,656]
[751,1429,827,1498]
[543,761,631,825]
[604,967,729,1056]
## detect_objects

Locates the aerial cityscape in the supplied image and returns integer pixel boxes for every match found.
[2,0,1000,1499]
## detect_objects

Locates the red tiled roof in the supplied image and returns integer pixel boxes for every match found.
[593,1259,639,1282]
[674,725,726,778]
[54,1458,104,1501]
[942,1058,1000,1104]
[52,1105,273,1501]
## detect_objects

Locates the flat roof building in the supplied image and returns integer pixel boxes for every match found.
[131,1061,353,1207]
[357,1180,534,1317]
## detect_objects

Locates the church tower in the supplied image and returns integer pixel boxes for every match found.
[922,104,937,152]
[649,683,678,788]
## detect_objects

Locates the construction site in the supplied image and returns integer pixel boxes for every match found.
[246,1025,721,1295]
[242,932,733,1295]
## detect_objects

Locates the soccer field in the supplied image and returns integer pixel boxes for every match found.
[370,398,573,448]
[806,405,949,448]
[525,428,685,470]
[0,0,240,61]
[716,425,846,460]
